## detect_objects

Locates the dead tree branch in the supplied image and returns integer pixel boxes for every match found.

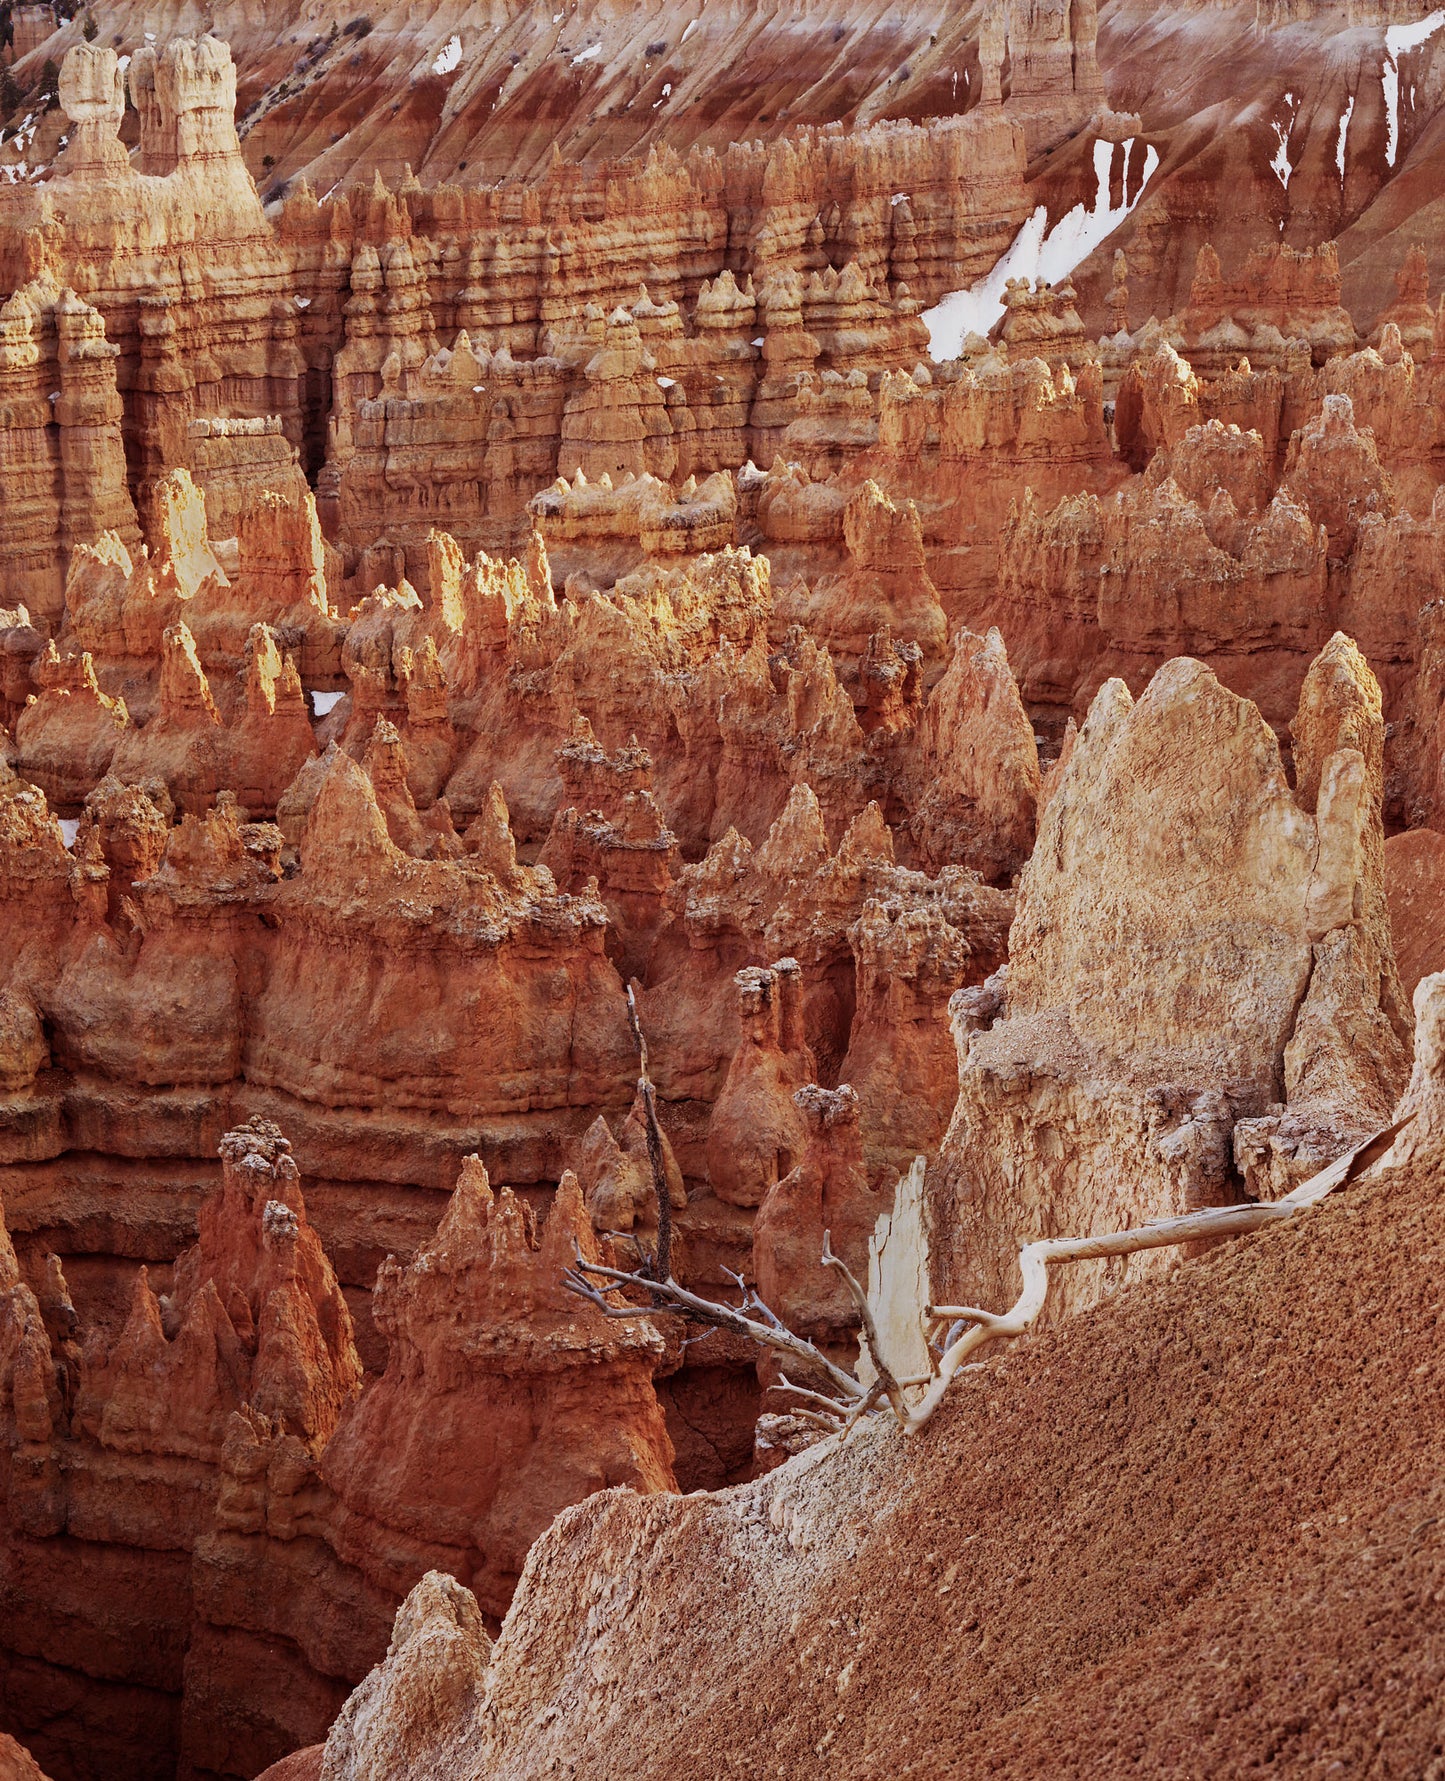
[626,983,672,1283]
[563,1244,865,1407]
[820,1229,912,1425]
[909,1114,1412,1434]
[564,1114,1409,1441]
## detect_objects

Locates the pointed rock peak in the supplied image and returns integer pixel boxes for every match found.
[390,1568,490,1657]
[525,527,555,607]
[363,713,410,779]
[243,622,286,705]
[1292,632,1383,812]
[838,801,895,866]
[693,824,754,885]
[490,1182,538,1260]
[434,1153,496,1256]
[540,1168,601,1268]
[756,782,829,877]
[118,1264,166,1353]
[301,744,394,875]
[321,1571,491,1779]
[426,529,468,628]
[579,1113,626,1172]
[38,1257,76,1346]
[153,466,225,599]
[462,780,518,879]
[1078,673,1136,747]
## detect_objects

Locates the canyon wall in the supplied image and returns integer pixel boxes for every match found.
[0,13,1443,1781]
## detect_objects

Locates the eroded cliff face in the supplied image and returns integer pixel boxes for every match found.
[282,970,1445,1781]
[0,12,1443,1781]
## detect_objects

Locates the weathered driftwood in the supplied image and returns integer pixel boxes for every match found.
[564,1008,1411,1436]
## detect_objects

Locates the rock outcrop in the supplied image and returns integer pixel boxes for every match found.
[929,638,1410,1321]
[278,971,1445,1781]
[4,15,1445,1781]
[0,1122,676,1781]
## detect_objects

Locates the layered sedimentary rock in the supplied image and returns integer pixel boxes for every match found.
[1,37,306,529]
[0,32,1034,595]
[0,1119,360,1781]
[997,374,1445,766]
[0,278,140,625]
[4,14,1445,1781]
[0,490,1028,1776]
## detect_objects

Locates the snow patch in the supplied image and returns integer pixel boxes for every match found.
[1270,96,1297,190]
[1270,122,1293,188]
[922,137,1161,361]
[682,18,698,41]
[58,819,79,849]
[657,375,675,388]
[891,191,909,205]
[1383,9,1445,167]
[1386,9,1445,57]
[1384,59,1402,164]
[309,690,346,717]
[432,35,463,76]
[571,43,603,65]
[1336,95,1355,180]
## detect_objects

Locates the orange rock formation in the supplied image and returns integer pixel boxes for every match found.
[2,10,1444,1781]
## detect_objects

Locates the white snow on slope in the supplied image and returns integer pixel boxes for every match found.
[571,43,603,65]
[1337,94,1355,179]
[922,138,1160,361]
[1386,8,1445,57]
[433,35,462,75]
[1270,121,1293,188]
[1385,60,1401,163]
[309,690,346,717]
[58,820,79,849]
[1271,93,1297,189]
[1383,9,1445,166]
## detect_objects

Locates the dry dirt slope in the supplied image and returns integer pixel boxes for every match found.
[462,1129,1445,1780]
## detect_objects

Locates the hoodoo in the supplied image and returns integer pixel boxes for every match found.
[1,3,1443,1778]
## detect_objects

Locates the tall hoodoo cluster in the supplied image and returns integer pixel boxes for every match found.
[1,6,1445,1780]
[0,1124,678,1780]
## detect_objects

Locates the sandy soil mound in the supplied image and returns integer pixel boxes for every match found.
[460,1125,1444,1779]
